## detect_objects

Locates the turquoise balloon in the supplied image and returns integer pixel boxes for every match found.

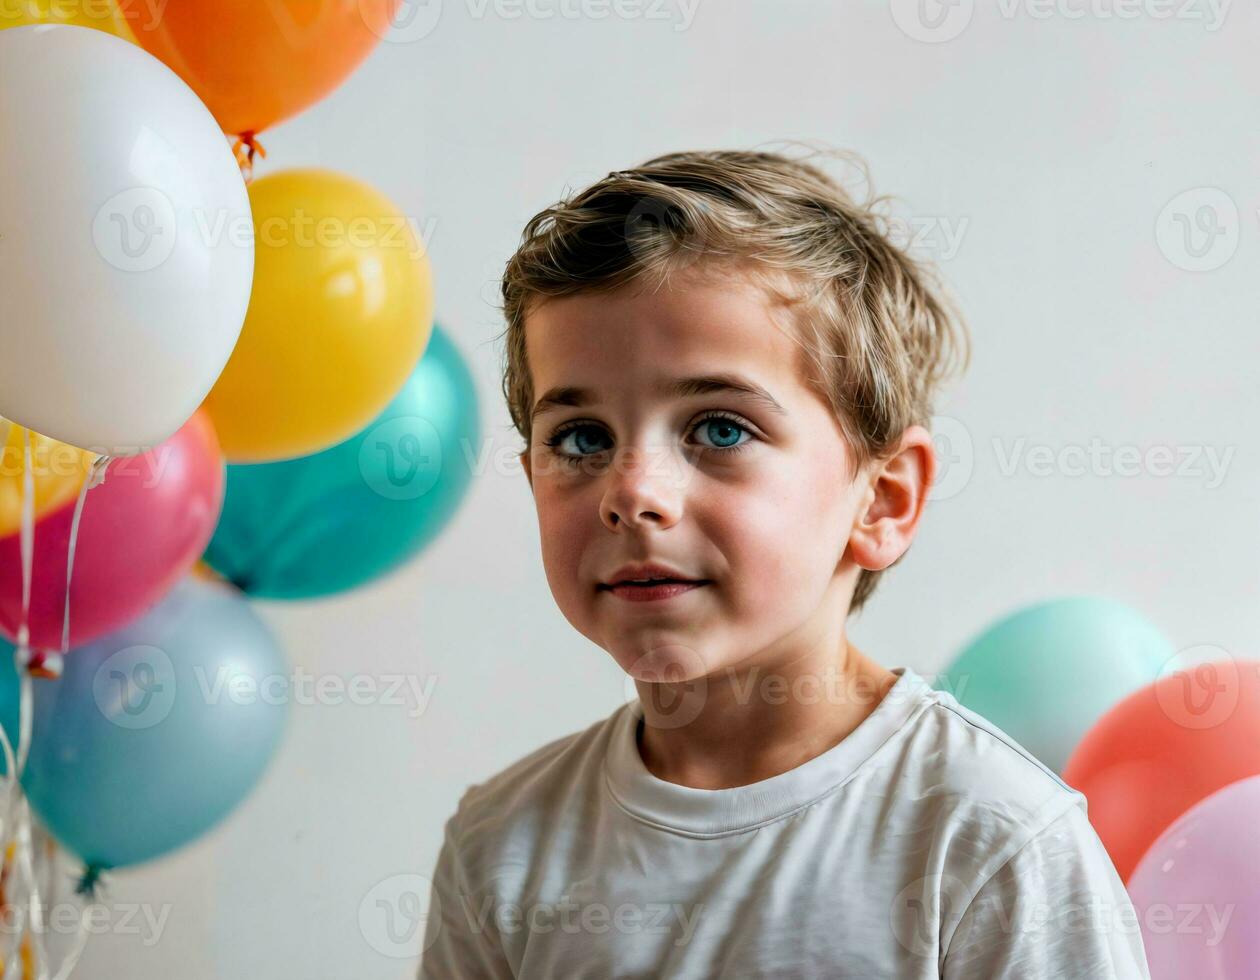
[203,325,481,599]
[935,596,1173,774]
[0,576,288,870]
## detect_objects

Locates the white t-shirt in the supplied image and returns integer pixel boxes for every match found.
[418,666,1151,978]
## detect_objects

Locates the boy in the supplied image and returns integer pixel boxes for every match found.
[418,148,1150,978]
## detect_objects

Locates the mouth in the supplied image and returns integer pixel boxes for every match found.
[597,578,710,602]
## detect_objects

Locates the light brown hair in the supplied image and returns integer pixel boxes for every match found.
[498,144,970,615]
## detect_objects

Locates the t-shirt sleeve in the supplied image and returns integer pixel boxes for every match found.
[417,807,514,980]
[942,801,1152,979]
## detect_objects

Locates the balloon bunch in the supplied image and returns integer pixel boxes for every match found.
[0,3,479,974]
[935,597,1260,979]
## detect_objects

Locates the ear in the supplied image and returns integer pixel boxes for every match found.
[847,425,937,571]
[520,448,533,491]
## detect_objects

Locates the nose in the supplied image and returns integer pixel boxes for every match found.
[599,445,684,532]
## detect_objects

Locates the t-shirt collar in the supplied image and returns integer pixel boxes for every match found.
[603,666,930,837]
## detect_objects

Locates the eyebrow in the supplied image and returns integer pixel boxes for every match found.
[530,373,788,423]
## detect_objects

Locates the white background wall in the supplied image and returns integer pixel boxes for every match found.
[72,1,1257,976]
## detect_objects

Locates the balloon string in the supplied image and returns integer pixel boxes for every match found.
[0,661,90,980]
[1,429,36,976]
[58,455,111,660]
[0,430,90,979]
[231,131,267,183]
[17,431,34,655]
[0,424,35,976]
[13,797,49,979]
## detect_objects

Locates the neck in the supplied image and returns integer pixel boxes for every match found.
[634,630,899,791]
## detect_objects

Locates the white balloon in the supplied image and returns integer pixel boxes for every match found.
[0,25,253,456]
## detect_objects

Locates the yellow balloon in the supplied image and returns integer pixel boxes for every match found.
[201,169,434,462]
[0,0,131,36]
[0,421,95,539]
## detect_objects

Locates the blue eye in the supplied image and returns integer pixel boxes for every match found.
[694,415,751,450]
[543,412,754,463]
[547,424,611,459]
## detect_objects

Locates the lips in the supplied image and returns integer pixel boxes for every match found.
[603,580,708,602]
[599,561,707,590]
[601,577,699,588]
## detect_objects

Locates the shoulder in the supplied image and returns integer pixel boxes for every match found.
[875,675,1097,922]
[879,679,1129,961]
[444,703,626,853]
[941,791,1150,978]
[894,679,1085,832]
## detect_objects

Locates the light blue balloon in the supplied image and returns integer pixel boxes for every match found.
[934,596,1174,774]
[0,576,288,870]
[203,324,481,599]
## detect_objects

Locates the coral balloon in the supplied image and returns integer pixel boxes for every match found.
[1062,659,1260,881]
[116,0,401,135]
[0,412,224,652]
[201,169,433,463]
[1128,775,1260,980]
[0,0,130,35]
[0,423,95,539]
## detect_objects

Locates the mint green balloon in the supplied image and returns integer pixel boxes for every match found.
[935,597,1173,773]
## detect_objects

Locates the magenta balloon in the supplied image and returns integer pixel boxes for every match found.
[0,412,224,652]
[1127,774,1260,980]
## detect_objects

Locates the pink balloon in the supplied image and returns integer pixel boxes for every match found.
[0,411,224,652]
[1127,774,1260,980]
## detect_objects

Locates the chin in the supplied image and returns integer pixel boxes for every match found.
[618,642,712,684]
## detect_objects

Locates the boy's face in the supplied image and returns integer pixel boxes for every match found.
[520,265,926,684]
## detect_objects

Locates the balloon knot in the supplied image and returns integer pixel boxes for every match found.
[21,649,62,681]
[74,864,108,900]
[86,454,112,491]
[231,131,267,183]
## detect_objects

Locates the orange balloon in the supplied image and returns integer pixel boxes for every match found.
[115,0,401,135]
[1062,659,1260,881]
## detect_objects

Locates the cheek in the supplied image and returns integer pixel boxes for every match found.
[703,455,849,592]
[532,479,593,586]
